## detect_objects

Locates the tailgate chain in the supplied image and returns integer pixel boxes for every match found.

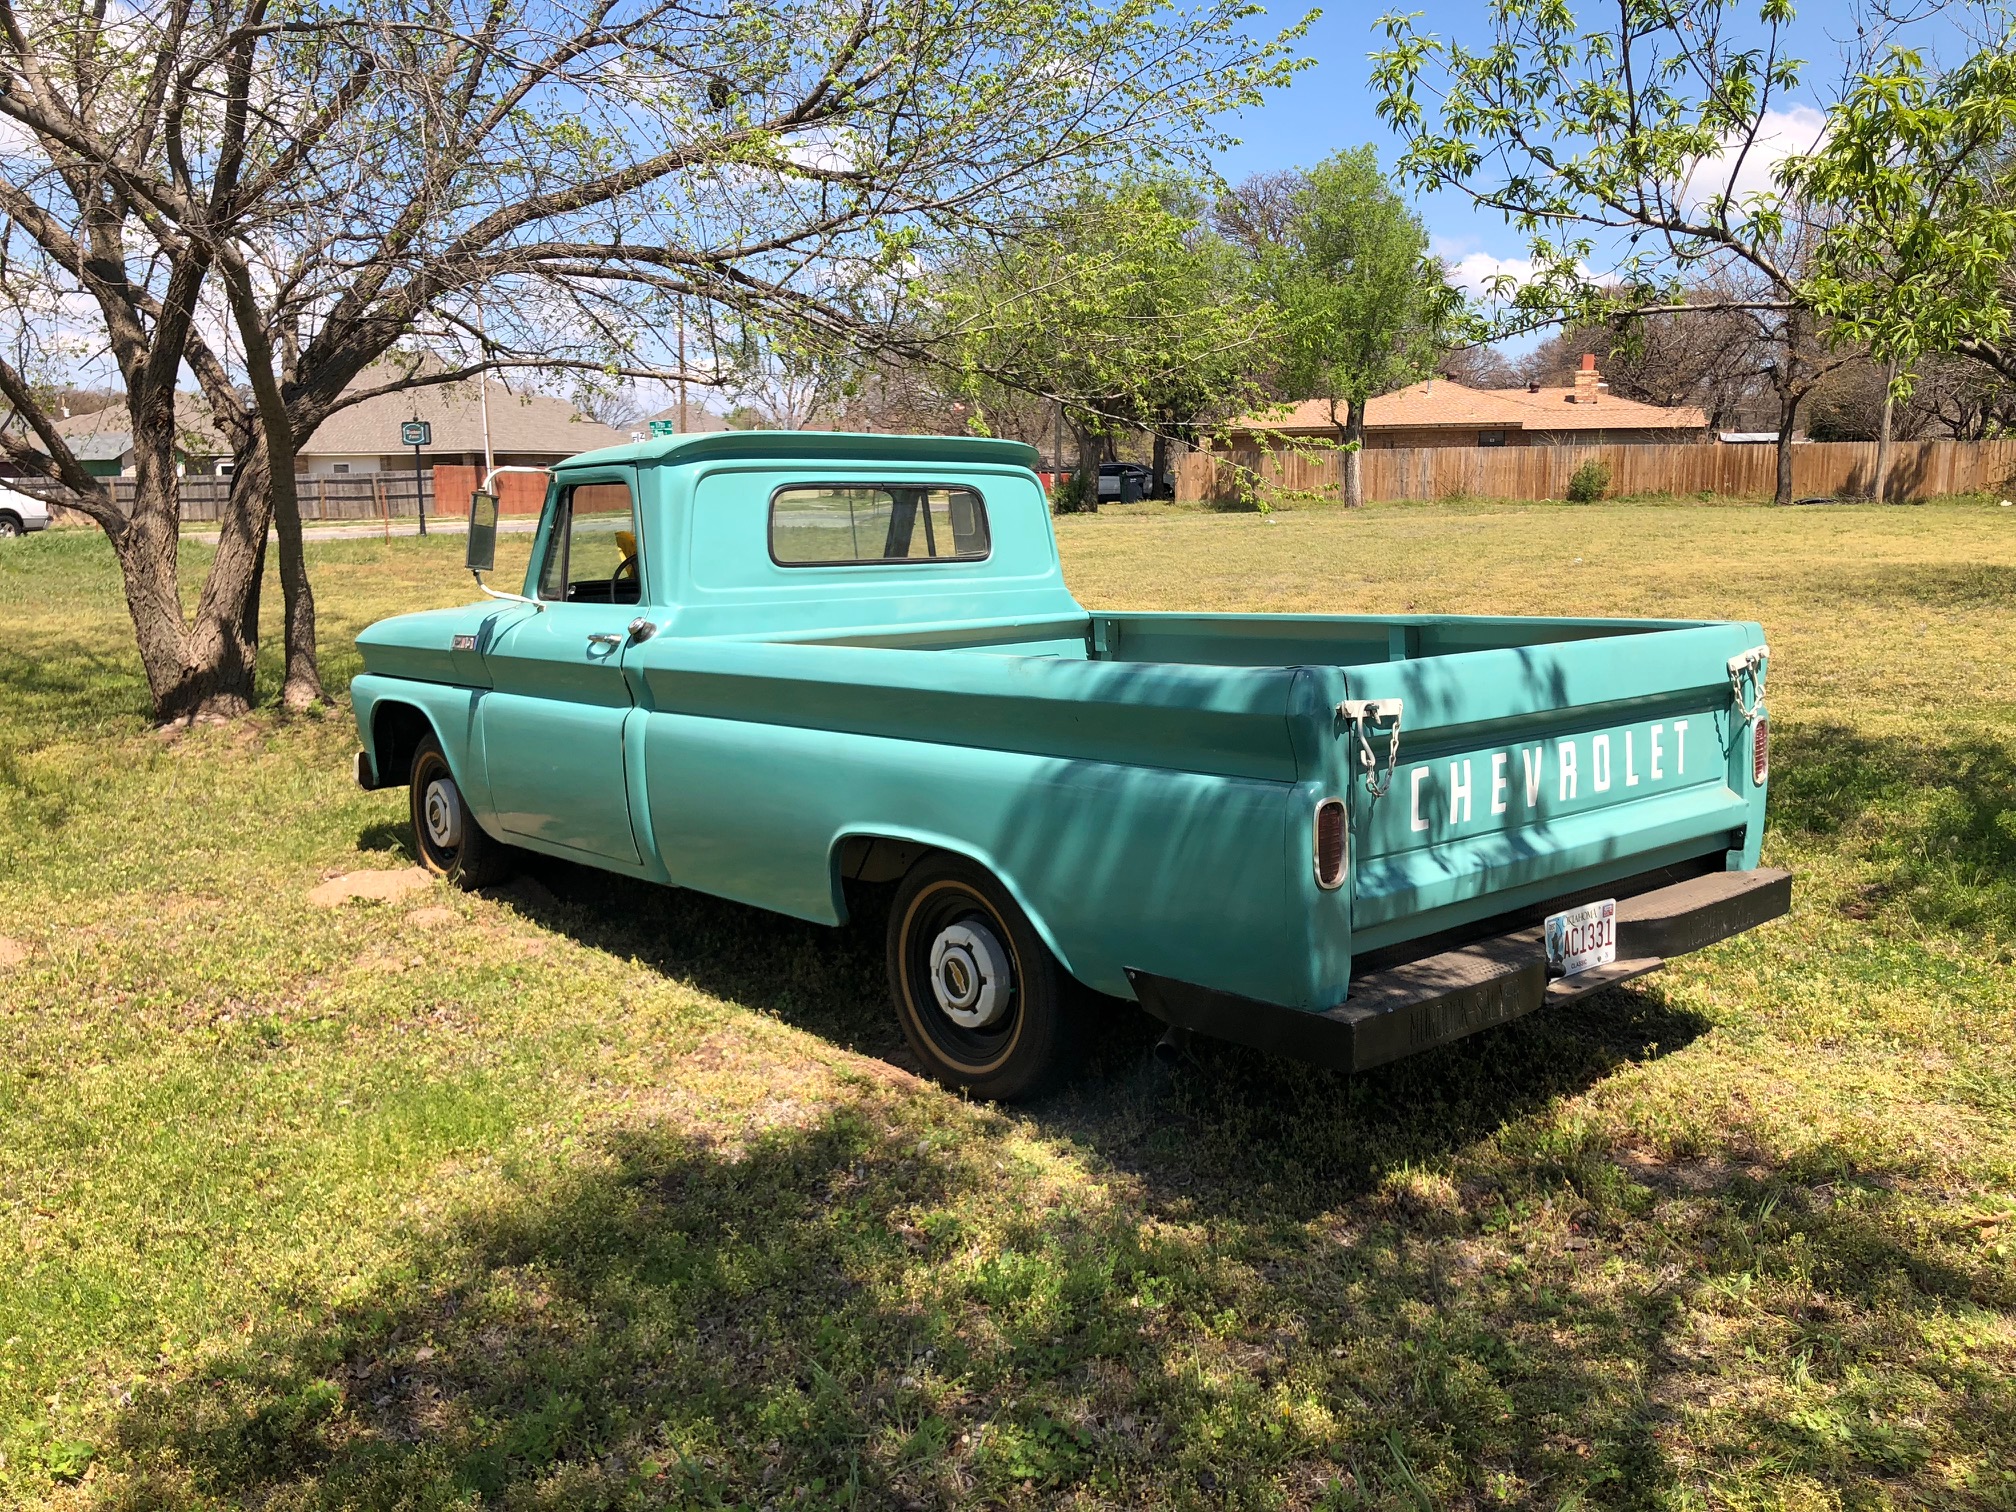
[1728,645,1769,725]
[1338,699,1404,799]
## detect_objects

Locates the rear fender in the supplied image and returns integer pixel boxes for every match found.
[827,828,1090,991]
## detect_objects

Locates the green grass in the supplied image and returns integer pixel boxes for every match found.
[2,497,2014,1509]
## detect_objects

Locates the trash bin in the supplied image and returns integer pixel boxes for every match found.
[1119,470,1145,504]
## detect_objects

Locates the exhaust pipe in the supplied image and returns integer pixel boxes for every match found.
[1153,1026,1193,1066]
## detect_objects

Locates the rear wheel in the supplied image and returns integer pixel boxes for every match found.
[887,854,1076,1101]
[409,736,515,889]
[0,513,22,538]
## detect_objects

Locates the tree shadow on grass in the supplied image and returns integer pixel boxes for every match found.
[90,1071,2012,1510]
[447,850,1713,1226]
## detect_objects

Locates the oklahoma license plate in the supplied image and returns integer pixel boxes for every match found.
[1545,898,1617,977]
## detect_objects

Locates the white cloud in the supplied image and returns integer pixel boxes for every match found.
[1444,250,1541,298]
[1682,104,1827,207]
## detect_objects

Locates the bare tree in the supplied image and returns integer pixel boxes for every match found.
[0,0,1302,720]
[1438,345,1521,389]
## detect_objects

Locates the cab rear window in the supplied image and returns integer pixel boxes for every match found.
[769,484,989,566]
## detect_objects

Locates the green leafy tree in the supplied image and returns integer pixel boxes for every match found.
[1254,147,1468,507]
[941,180,1277,507]
[1370,0,1861,506]
[1784,40,2016,383]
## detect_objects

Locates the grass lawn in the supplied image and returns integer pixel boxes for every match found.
[2,496,2013,1510]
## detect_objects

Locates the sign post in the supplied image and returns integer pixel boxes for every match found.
[401,418,432,536]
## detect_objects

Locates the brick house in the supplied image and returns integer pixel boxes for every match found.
[1219,356,1708,451]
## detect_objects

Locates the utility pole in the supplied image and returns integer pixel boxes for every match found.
[677,297,689,433]
[476,297,496,479]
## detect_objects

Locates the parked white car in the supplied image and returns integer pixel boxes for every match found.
[0,483,52,537]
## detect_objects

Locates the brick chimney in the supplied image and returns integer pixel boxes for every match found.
[1573,353,1600,404]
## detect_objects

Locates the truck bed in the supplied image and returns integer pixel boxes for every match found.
[620,605,1769,1005]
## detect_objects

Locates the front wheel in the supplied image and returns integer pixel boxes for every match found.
[886,854,1077,1101]
[409,736,516,889]
[0,514,22,538]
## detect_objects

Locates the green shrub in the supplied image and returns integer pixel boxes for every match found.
[1566,458,1611,502]
[1050,473,1094,514]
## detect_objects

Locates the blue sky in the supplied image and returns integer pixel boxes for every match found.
[1210,1,1979,323]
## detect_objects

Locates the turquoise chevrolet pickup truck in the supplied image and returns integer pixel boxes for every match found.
[351,431,1789,1099]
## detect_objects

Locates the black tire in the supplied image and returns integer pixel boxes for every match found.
[0,513,22,539]
[887,853,1077,1101]
[409,735,516,889]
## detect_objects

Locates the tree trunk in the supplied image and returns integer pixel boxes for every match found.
[1071,423,1100,512]
[110,453,269,723]
[1874,358,1897,503]
[1150,430,1169,500]
[222,262,325,710]
[272,458,322,709]
[1342,397,1366,508]
[1772,386,1800,507]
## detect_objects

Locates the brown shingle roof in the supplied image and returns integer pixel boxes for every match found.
[1230,380,1706,436]
[640,403,732,433]
[302,375,632,457]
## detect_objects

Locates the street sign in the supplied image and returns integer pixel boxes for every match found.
[648,419,676,437]
[400,420,432,448]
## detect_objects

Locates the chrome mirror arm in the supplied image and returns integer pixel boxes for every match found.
[472,571,543,609]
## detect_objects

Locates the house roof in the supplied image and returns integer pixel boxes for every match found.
[301,374,632,457]
[1230,380,1707,436]
[639,403,732,434]
[50,401,230,459]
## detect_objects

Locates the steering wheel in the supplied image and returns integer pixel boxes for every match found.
[612,554,639,589]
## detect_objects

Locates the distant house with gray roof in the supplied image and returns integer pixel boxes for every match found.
[11,369,635,483]
[297,373,632,476]
[46,403,231,477]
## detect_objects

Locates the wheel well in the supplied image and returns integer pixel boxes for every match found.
[832,833,1087,989]
[370,702,437,788]
[0,509,21,527]
[836,834,930,886]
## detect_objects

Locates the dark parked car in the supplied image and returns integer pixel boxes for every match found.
[1095,462,1159,503]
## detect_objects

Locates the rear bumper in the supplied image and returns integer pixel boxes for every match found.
[1128,866,1792,1073]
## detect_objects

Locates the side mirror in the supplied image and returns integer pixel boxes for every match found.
[466,490,498,574]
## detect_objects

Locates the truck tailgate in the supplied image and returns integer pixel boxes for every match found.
[1339,621,1767,953]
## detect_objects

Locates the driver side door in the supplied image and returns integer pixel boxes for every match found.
[479,467,647,864]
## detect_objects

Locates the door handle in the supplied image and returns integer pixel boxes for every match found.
[586,632,623,648]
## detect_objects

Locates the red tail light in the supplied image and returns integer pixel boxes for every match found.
[1752,715,1770,785]
[1314,798,1347,889]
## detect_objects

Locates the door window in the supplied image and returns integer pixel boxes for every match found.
[538,481,640,603]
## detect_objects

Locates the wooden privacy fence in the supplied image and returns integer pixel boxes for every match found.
[1177,439,2016,507]
[98,465,552,523]
[428,465,552,517]
[115,471,436,523]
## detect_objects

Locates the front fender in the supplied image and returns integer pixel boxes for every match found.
[351,675,494,817]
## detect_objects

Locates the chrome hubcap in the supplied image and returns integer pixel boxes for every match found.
[928,919,1011,1028]
[423,777,463,850]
